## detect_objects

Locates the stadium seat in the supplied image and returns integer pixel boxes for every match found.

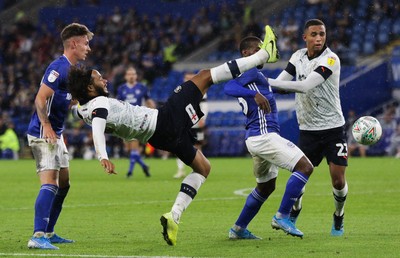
[363,41,375,55]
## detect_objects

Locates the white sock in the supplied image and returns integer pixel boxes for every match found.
[292,186,305,211]
[33,231,45,238]
[171,172,206,222]
[333,182,348,216]
[210,49,270,83]
[176,158,185,170]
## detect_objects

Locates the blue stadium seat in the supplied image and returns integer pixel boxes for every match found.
[363,41,375,55]
[392,18,400,36]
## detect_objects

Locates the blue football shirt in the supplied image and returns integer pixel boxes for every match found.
[27,55,72,138]
[116,82,151,106]
[224,68,280,139]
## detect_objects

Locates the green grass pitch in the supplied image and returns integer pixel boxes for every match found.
[0,157,399,257]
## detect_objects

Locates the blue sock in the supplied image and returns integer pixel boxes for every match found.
[235,188,267,228]
[46,186,70,233]
[132,150,147,168]
[278,172,309,217]
[34,184,58,233]
[128,151,137,173]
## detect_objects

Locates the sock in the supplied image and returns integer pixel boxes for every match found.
[333,182,348,216]
[277,172,308,218]
[292,186,305,211]
[128,150,137,173]
[210,49,270,83]
[34,184,58,233]
[33,232,45,238]
[46,185,70,233]
[235,188,267,229]
[176,158,185,171]
[171,172,206,223]
[133,150,147,169]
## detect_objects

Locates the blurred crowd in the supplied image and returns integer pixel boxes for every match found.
[0,0,251,159]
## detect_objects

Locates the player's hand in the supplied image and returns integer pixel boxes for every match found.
[100,159,117,175]
[254,92,271,114]
[42,123,57,144]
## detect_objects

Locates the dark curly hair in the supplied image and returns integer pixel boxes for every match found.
[68,66,93,105]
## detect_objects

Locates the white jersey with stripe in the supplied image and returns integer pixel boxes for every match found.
[78,96,158,142]
[289,47,345,130]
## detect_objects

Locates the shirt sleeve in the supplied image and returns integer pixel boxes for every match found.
[317,53,340,79]
[224,80,257,98]
[41,63,62,91]
[88,96,110,115]
[268,71,325,93]
[92,117,109,161]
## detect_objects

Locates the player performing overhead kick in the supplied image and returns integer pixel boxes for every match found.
[67,25,279,245]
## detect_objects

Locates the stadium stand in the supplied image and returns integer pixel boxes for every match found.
[0,0,399,158]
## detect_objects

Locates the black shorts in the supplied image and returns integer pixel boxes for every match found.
[191,127,205,143]
[299,126,348,167]
[148,81,204,165]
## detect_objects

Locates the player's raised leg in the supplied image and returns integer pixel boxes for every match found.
[160,25,279,246]
[207,25,279,85]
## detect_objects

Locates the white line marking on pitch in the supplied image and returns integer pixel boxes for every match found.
[0,253,192,258]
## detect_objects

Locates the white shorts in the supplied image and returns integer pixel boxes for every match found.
[245,133,304,183]
[27,134,69,172]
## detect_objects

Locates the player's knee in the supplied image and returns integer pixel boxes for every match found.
[304,162,314,175]
[257,179,276,197]
[332,179,345,190]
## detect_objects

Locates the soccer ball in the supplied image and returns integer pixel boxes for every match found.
[351,116,382,145]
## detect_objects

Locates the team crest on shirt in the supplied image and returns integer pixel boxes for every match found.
[174,85,182,93]
[48,70,59,83]
[327,56,336,66]
[287,141,295,148]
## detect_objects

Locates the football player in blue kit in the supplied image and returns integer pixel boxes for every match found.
[67,25,279,246]
[116,66,156,178]
[26,23,93,250]
[224,36,314,239]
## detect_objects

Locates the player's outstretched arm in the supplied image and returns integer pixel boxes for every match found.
[268,71,325,93]
[91,117,116,174]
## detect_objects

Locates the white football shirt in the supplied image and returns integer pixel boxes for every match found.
[78,96,158,142]
[290,47,345,130]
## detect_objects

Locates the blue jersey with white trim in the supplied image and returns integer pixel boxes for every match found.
[116,83,150,106]
[224,68,279,139]
[27,55,72,137]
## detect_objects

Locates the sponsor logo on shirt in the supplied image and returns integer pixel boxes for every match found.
[185,104,199,124]
[48,70,59,83]
[327,56,336,66]
[174,85,182,93]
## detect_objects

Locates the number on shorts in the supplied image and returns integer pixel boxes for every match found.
[336,143,348,157]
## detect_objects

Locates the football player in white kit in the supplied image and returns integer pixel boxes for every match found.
[67,25,279,246]
[268,19,348,236]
